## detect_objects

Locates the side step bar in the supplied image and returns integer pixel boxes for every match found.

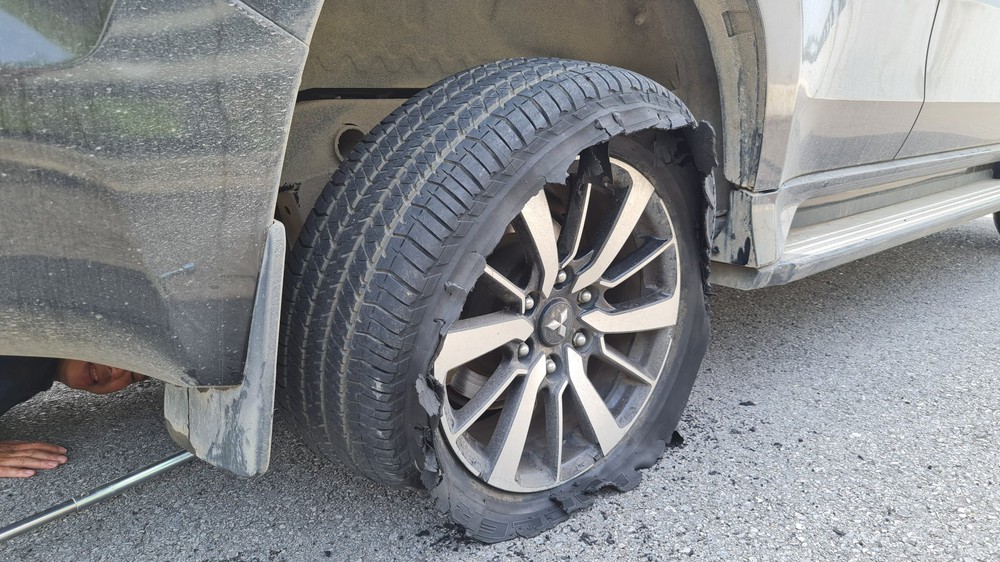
[712,179,1000,289]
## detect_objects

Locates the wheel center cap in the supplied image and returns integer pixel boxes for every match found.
[538,299,573,346]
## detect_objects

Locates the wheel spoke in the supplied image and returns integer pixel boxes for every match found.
[595,336,655,386]
[519,189,560,297]
[486,356,548,487]
[544,379,567,482]
[557,181,591,269]
[481,264,528,312]
[450,361,525,436]
[565,348,623,456]
[599,237,675,289]
[572,159,655,291]
[580,291,680,334]
[434,312,534,377]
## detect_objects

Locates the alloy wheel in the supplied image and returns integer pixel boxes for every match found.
[433,147,682,492]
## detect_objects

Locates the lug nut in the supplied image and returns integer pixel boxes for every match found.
[545,359,557,374]
[524,296,535,311]
[556,270,568,284]
[517,343,530,357]
[578,289,593,304]
[573,332,587,347]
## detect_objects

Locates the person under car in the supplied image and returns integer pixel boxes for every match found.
[0,356,146,478]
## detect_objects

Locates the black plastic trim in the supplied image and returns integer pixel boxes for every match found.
[296,87,425,102]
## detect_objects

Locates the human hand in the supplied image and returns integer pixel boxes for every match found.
[0,440,68,478]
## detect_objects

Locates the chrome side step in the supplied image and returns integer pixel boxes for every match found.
[713,144,1000,269]
[712,179,1000,289]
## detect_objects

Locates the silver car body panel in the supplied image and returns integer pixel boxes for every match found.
[898,0,1000,158]
[752,0,939,191]
[240,0,321,42]
[0,0,322,386]
[0,0,113,67]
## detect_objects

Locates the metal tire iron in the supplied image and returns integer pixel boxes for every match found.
[0,451,194,542]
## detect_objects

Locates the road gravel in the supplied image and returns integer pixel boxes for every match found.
[2,216,998,561]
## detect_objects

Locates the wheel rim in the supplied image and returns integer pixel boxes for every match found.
[433,145,682,493]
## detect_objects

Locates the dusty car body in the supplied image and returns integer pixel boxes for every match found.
[2,0,999,541]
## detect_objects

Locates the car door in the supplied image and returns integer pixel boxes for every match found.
[896,0,1000,158]
[756,0,939,188]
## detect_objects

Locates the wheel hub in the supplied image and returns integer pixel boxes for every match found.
[537,299,574,346]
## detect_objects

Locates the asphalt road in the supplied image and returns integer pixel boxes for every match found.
[2,216,998,562]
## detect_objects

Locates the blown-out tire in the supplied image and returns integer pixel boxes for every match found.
[278,58,712,541]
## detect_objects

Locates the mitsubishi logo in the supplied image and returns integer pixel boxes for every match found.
[546,307,569,337]
[539,300,573,346]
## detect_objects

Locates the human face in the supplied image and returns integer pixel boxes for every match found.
[57,360,146,394]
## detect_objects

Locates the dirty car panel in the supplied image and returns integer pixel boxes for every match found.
[0,0,320,387]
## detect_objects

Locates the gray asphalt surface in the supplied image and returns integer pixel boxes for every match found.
[2,216,998,562]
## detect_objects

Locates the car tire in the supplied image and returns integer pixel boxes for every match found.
[278,58,711,541]
[994,211,999,235]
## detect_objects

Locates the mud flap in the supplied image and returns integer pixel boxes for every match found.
[163,221,285,477]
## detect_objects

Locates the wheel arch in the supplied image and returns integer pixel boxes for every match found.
[282,0,765,240]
